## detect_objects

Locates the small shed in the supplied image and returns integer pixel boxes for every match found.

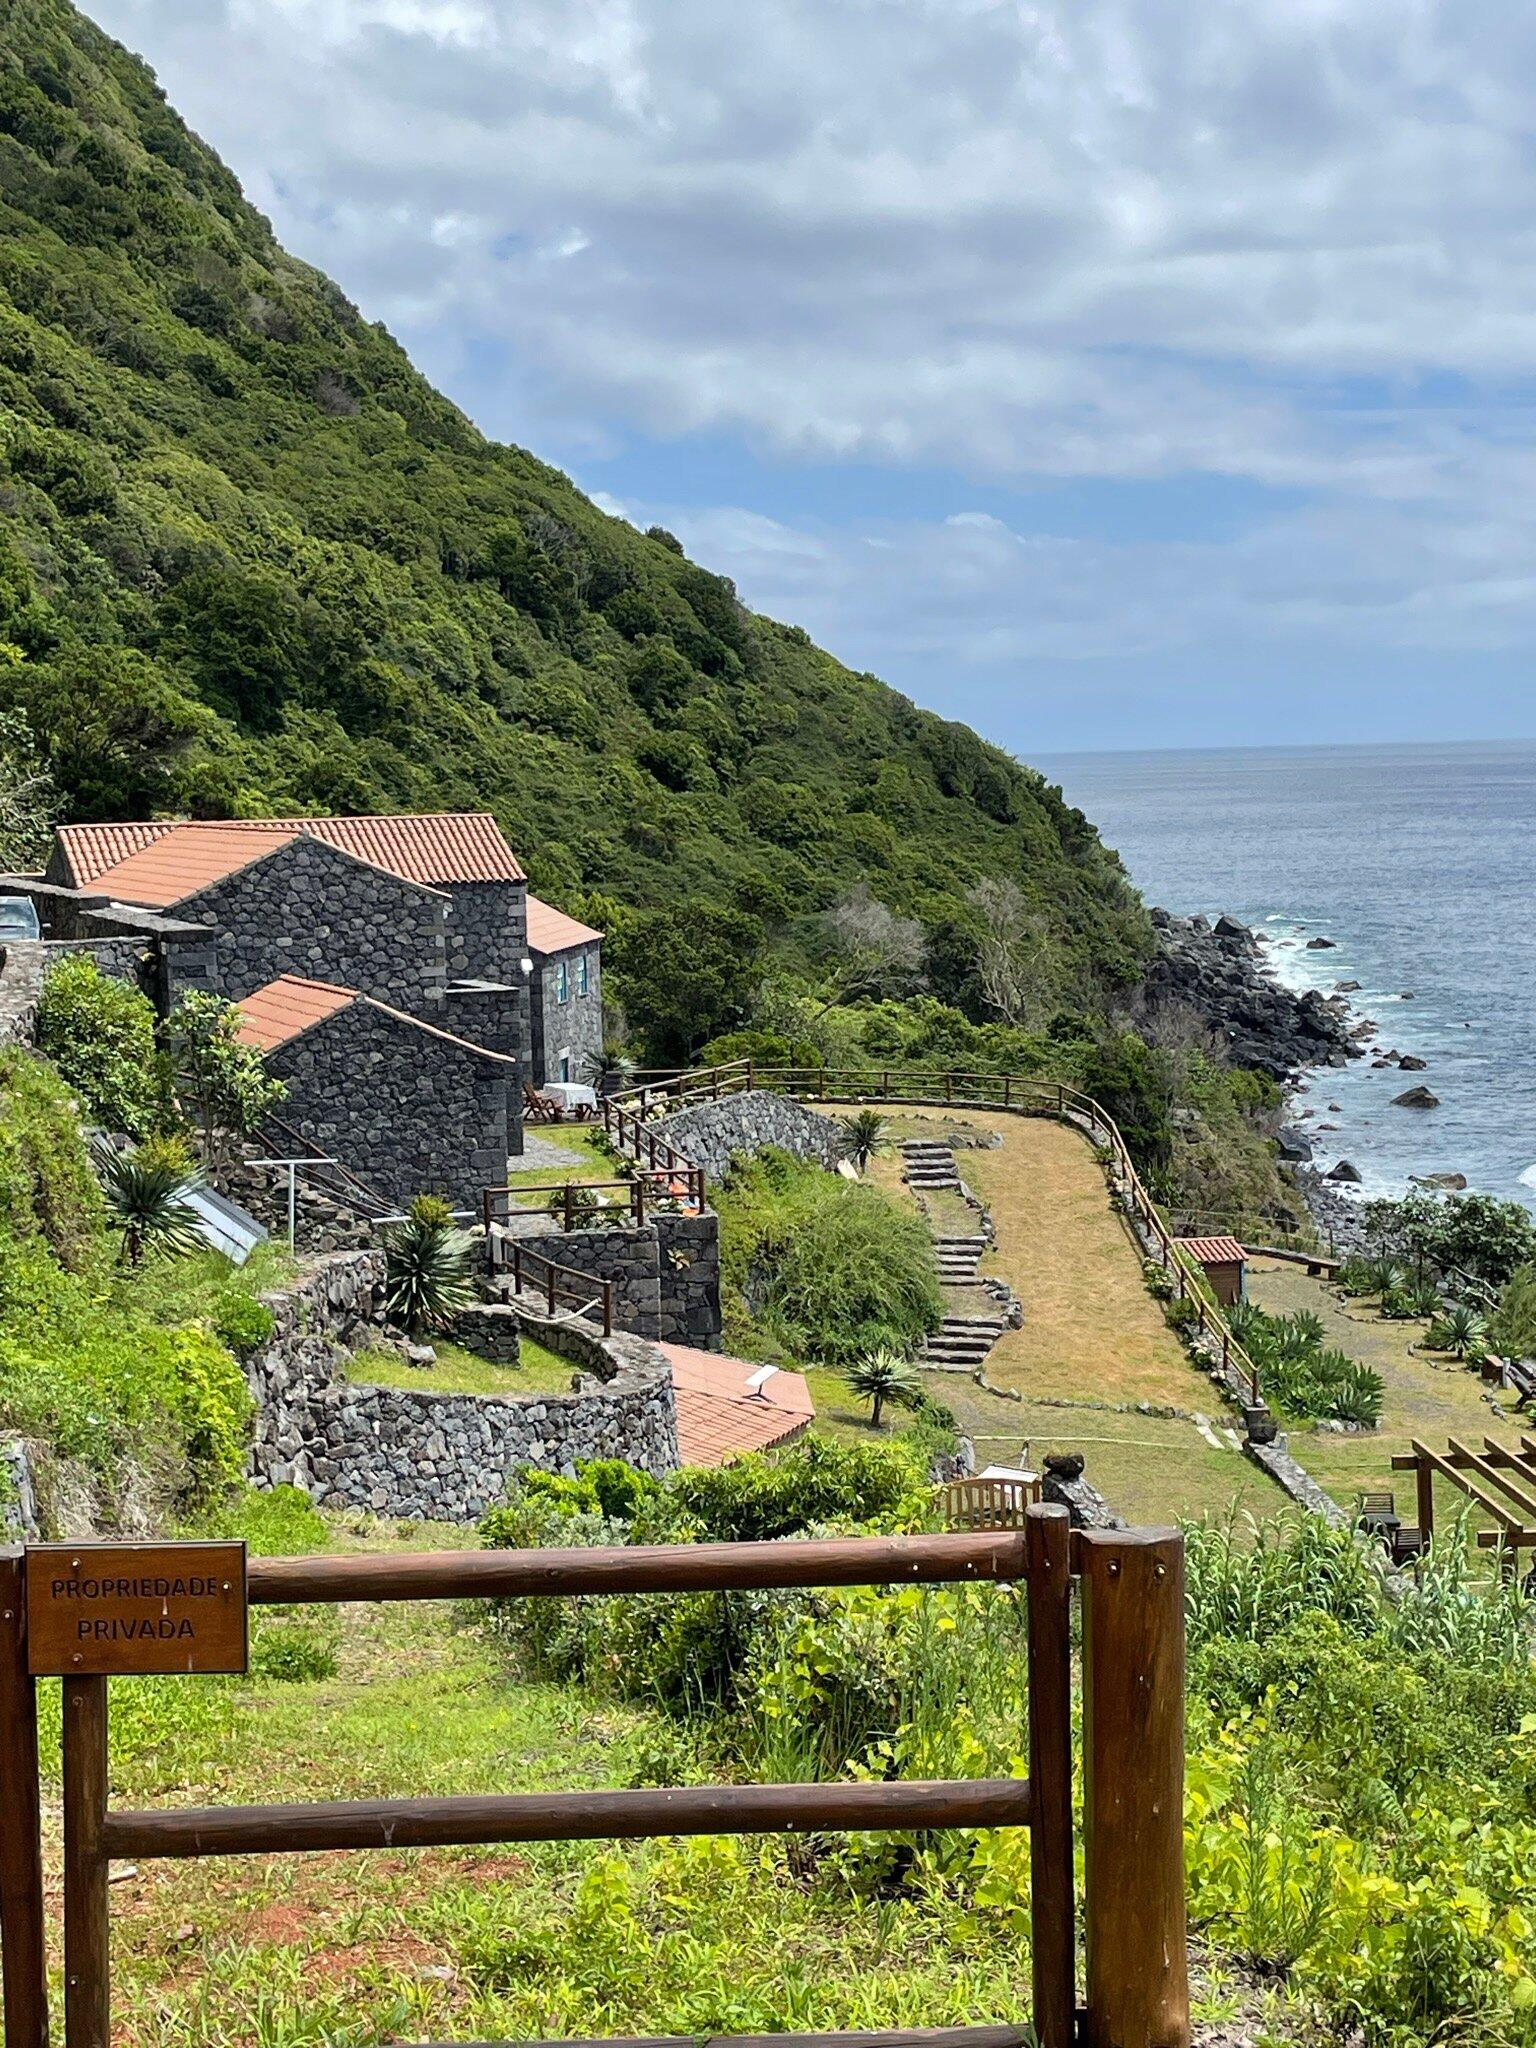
[1176,1234,1248,1307]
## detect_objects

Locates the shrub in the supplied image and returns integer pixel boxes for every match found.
[0,1046,105,1265]
[1490,1263,1536,1361]
[1363,1191,1536,1292]
[1225,1300,1383,1425]
[209,1290,274,1357]
[714,1147,942,1365]
[383,1193,477,1332]
[35,955,164,1138]
[1142,1258,1175,1302]
[251,1614,339,1682]
[165,990,286,1167]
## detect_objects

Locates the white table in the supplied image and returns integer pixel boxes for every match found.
[538,1081,599,1116]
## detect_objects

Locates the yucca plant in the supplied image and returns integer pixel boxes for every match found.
[838,1109,893,1175]
[93,1135,206,1267]
[384,1194,478,1333]
[843,1348,922,1429]
[1429,1302,1489,1361]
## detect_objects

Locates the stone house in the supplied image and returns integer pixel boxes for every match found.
[526,895,604,1085]
[34,810,606,1196]
[234,975,519,1209]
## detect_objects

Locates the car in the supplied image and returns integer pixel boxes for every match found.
[0,897,40,942]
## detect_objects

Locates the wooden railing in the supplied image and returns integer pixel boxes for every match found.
[484,1235,614,1335]
[0,1511,1192,2048]
[482,1167,706,1234]
[606,1062,1268,1409]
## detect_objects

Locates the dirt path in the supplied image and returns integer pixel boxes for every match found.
[1246,1259,1521,1523]
[853,1106,1283,1526]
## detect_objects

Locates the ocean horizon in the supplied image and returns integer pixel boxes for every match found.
[1040,738,1536,1211]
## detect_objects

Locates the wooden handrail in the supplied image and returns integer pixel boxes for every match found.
[605,1062,1267,1409]
[496,1237,614,1336]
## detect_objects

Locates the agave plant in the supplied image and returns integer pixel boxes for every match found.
[843,1347,922,1428]
[384,1194,478,1333]
[93,1135,206,1267]
[838,1108,893,1175]
[1430,1302,1489,1361]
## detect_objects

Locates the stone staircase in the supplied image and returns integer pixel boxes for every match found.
[933,1233,987,1282]
[921,1311,1010,1373]
[901,1137,961,1191]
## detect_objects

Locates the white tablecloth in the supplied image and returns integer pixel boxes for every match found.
[539,1081,599,1112]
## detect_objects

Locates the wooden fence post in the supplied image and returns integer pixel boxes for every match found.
[1080,1527,1189,2048]
[0,1552,48,2048]
[1025,1505,1074,2048]
[63,1675,109,2048]
[1416,1452,1435,1550]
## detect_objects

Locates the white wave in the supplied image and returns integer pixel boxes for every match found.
[1520,1163,1536,1191]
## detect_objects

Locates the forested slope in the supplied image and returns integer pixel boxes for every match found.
[0,0,1148,1037]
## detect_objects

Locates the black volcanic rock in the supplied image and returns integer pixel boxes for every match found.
[1141,914,1365,1082]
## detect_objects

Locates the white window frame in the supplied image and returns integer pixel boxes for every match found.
[555,957,569,1004]
[576,951,590,998]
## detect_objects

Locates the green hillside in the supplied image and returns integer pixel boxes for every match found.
[0,0,1147,1030]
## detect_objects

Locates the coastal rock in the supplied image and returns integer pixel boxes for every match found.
[1398,1055,1428,1071]
[1327,1159,1363,1183]
[1306,936,1338,950]
[1392,1086,1439,1109]
[1411,1172,1468,1190]
[1335,980,1362,992]
[1276,1130,1313,1162]
[1142,912,1365,1081]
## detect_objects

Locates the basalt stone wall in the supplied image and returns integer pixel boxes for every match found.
[177,834,448,1009]
[534,1221,664,1337]
[0,941,45,1044]
[443,880,526,989]
[531,942,603,1086]
[652,1089,844,1183]
[268,998,515,1209]
[436,982,527,1063]
[0,880,220,1014]
[655,1209,722,1345]
[247,1252,679,1521]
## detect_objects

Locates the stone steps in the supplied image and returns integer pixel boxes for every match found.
[902,1137,961,1190]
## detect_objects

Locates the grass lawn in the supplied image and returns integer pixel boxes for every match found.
[50,1523,1044,2047]
[499,1124,616,1190]
[1246,1259,1524,1537]
[349,1337,579,1396]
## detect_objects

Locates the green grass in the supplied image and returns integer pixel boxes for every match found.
[498,1125,619,1193]
[348,1338,579,1397]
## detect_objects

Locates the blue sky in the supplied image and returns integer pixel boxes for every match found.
[88,0,1536,754]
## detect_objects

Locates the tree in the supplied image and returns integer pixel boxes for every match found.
[843,1348,922,1429]
[1364,1191,1536,1292]
[36,955,164,1137]
[0,706,54,872]
[965,876,1054,1029]
[93,1135,205,1266]
[606,902,764,1063]
[384,1194,477,1333]
[817,884,925,1013]
[838,1109,892,1175]
[166,991,286,1168]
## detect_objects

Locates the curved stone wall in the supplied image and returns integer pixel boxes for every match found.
[651,1088,844,1182]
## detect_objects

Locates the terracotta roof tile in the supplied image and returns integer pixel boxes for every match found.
[234,975,358,1053]
[661,1344,814,1467]
[83,824,302,908]
[57,812,526,893]
[1176,1235,1248,1266]
[526,894,603,953]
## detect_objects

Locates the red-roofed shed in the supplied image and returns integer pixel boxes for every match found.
[1176,1234,1248,1307]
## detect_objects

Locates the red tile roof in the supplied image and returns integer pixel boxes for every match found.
[1176,1235,1248,1267]
[56,812,526,895]
[661,1344,815,1467]
[525,894,603,954]
[79,824,303,909]
[234,975,358,1052]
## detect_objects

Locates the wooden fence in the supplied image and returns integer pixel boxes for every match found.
[483,1235,615,1335]
[482,1166,706,1234]
[604,1061,1267,1409]
[0,1512,1190,2048]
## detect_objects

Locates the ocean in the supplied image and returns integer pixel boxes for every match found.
[1039,740,1536,1211]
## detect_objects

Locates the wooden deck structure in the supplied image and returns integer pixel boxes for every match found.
[1390,1434,1536,1566]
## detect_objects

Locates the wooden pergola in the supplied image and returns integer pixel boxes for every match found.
[1390,1434,1536,1569]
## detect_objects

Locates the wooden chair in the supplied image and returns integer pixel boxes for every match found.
[523,1082,559,1124]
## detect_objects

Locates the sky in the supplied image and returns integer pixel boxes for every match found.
[84,0,1536,754]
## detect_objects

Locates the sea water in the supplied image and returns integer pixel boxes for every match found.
[1040,740,1536,1210]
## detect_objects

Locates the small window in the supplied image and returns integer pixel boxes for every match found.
[559,1050,573,1082]
[576,952,590,997]
[556,959,569,1004]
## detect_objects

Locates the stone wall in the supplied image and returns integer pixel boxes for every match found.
[531,940,603,1086]
[247,1252,679,1522]
[442,879,526,990]
[176,834,448,1009]
[534,1221,663,1336]
[268,997,516,1210]
[0,881,221,1016]
[498,1209,723,1346]
[0,1439,40,1538]
[655,1209,722,1344]
[0,941,45,1044]
[653,1088,844,1183]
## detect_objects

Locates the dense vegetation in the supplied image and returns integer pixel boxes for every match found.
[0,0,1146,1033]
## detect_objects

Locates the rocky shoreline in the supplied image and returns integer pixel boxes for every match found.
[1146,909,1378,1249]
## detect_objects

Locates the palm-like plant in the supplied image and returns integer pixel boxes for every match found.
[384,1194,478,1333]
[843,1347,922,1428]
[583,1047,634,1097]
[838,1109,892,1176]
[93,1136,206,1266]
[1429,1302,1488,1361]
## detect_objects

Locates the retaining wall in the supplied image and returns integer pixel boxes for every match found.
[651,1089,844,1183]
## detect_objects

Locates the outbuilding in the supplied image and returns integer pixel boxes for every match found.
[1175,1234,1248,1308]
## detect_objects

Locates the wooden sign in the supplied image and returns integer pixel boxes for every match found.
[25,1542,248,1677]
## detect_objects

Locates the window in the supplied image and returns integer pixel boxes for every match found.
[576,951,590,997]
[559,1050,573,1082]
[555,958,569,1004]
